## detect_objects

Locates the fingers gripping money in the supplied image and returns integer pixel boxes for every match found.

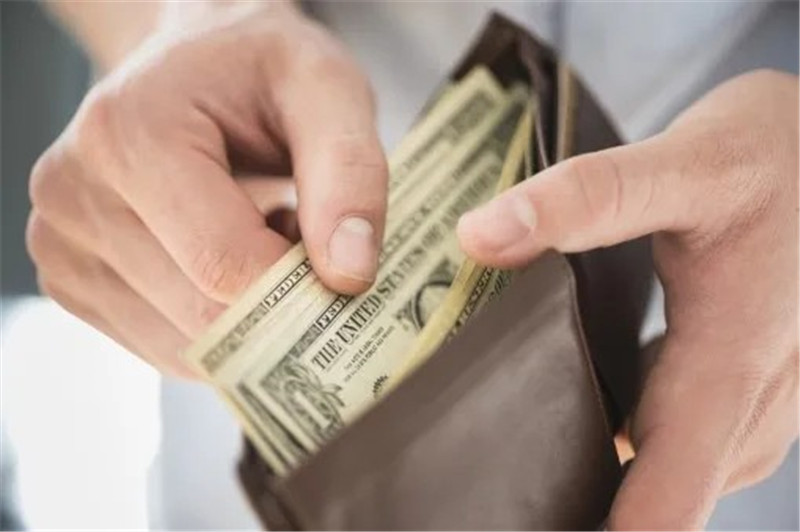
[183,67,536,475]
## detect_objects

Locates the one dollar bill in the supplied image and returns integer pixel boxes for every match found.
[183,67,533,475]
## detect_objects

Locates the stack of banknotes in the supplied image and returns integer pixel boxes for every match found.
[184,66,536,476]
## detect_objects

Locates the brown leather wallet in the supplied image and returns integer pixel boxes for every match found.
[237,13,653,530]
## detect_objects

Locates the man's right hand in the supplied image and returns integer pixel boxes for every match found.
[27,1,388,377]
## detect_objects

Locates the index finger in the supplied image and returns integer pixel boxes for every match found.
[457,135,695,268]
[269,39,388,295]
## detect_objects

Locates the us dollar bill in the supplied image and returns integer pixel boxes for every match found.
[229,86,529,456]
[183,67,514,471]
[183,68,533,474]
[390,100,536,386]
[183,67,507,383]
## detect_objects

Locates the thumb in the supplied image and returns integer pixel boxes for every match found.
[607,338,746,530]
[457,135,697,267]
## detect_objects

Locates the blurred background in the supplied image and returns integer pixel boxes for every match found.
[1,1,798,529]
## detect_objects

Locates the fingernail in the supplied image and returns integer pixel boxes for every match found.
[458,195,536,251]
[328,216,378,282]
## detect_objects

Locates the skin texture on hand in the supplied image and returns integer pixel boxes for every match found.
[459,70,799,530]
[28,2,388,377]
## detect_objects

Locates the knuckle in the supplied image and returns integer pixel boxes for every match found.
[75,89,114,143]
[308,53,373,107]
[565,152,626,227]
[291,31,374,99]
[330,132,388,177]
[300,38,356,79]
[70,87,120,168]
[294,43,336,74]
[28,150,59,210]
[189,244,254,299]
[255,23,294,79]
[25,213,50,266]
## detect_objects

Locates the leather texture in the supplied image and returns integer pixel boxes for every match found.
[237,13,653,530]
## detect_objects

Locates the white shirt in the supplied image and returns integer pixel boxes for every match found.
[312,1,768,144]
